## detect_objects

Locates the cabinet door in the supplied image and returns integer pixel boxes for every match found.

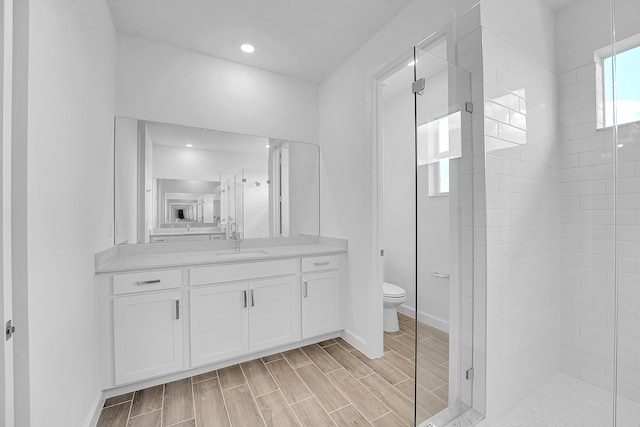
[248,276,300,352]
[190,283,249,367]
[302,271,340,339]
[113,291,183,384]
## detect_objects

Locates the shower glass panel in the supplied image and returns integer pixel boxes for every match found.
[413,44,476,426]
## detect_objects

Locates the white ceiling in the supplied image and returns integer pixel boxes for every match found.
[540,0,578,11]
[146,121,269,156]
[107,0,413,83]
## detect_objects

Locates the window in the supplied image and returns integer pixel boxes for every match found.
[597,36,640,128]
[417,112,461,196]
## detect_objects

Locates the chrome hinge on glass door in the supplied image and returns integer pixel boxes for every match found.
[412,77,425,95]
[466,368,475,380]
[5,320,15,340]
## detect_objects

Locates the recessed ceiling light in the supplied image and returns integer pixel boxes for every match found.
[264,144,270,148]
[241,43,255,54]
[186,144,193,148]
[407,60,416,67]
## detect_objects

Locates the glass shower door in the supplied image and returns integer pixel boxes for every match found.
[413,44,477,426]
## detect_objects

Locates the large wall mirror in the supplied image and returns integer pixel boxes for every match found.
[114,118,320,244]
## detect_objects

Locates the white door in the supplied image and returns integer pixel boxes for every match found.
[190,283,249,367]
[249,276,300,352]
[113,291,184,384]
[0,0,14,424]
[301,272,340,339]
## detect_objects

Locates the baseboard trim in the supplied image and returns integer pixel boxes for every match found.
[84,390,105,427]
[398,304,449,333]
[341,329,371,355]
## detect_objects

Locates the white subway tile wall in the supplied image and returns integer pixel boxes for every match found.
[559,57,640,403]
[482,27,561,417]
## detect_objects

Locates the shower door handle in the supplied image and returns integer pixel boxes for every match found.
[431,272,450,279]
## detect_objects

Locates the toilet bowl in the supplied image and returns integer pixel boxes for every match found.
[383,282,407,332]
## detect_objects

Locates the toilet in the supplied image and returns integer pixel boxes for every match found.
[383,282,407,332]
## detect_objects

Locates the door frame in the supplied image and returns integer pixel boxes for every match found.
[0,0,14,424]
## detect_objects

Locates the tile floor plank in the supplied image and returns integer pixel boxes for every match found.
[262,353,284,363]
[317,339,336,347]
[193,378,230,427]
[218,365,247,390]
[329,405,372,426]
[295,364,350,412]
[223,384,266,427]
[394,379,415,400]
[167,420,196,427]
[241,359,278,396]
[191,370,217,384]
[371,412,407,427]
[326,369,389,421]
[359,373,414,426]
[323,344,373,379]
[96,401,131,427]
[256,390,301,427]
[130,385,163,418]
[127,409,161,427]
[265,359,313,404]
[334,337,357,352]
[282,348,313,369]
[300,344,341,373]
[351,350,407,385]
[433,384,448,402]
[381,350,415,379]
[290,397,335,427]
[383,335,414,359]
[416,388,447,417]
[163,379,194,426]
[416,367,446,391]
[103,392,133,408]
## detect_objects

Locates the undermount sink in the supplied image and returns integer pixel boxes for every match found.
[214,249,268,258]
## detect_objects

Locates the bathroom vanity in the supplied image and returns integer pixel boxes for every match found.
[95,236,346,392]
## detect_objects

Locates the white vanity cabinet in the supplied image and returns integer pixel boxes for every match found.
[113,290,184,384]
[189,259,300,366]
[301,256,340,339]
[248,276,300,351]
[190,283,249,367]
[97,246,345,390]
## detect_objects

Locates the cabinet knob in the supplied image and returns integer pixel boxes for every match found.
[303,281,308,298]
[175,300,180,320]
[250,289,255,307]
[243,290,247,308]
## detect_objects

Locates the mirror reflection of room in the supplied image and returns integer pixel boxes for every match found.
[114,118,320,244]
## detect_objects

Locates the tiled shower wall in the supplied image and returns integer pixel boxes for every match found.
[482,25,560,417]
[558,62,640,402]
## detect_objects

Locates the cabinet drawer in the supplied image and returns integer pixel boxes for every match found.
[190,259,298,286]
[301,255,339,273]
[113,269,182,295]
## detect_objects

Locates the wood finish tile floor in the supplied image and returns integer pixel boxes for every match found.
[97,313,449,427]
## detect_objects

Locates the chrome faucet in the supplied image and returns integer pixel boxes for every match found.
[230,222,242,251]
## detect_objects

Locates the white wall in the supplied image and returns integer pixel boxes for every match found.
[116,34,319,144]
[153,144,265,181]
[382,75,451,331]
[319,0,478,356]
[382,88,416,313]
[15,0,116,425]
[288,142,320,236]
[114,117,137,244]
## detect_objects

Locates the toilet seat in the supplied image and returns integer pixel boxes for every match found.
[383,282,406,298]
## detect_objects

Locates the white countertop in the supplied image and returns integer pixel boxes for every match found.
[96,238,347,274]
